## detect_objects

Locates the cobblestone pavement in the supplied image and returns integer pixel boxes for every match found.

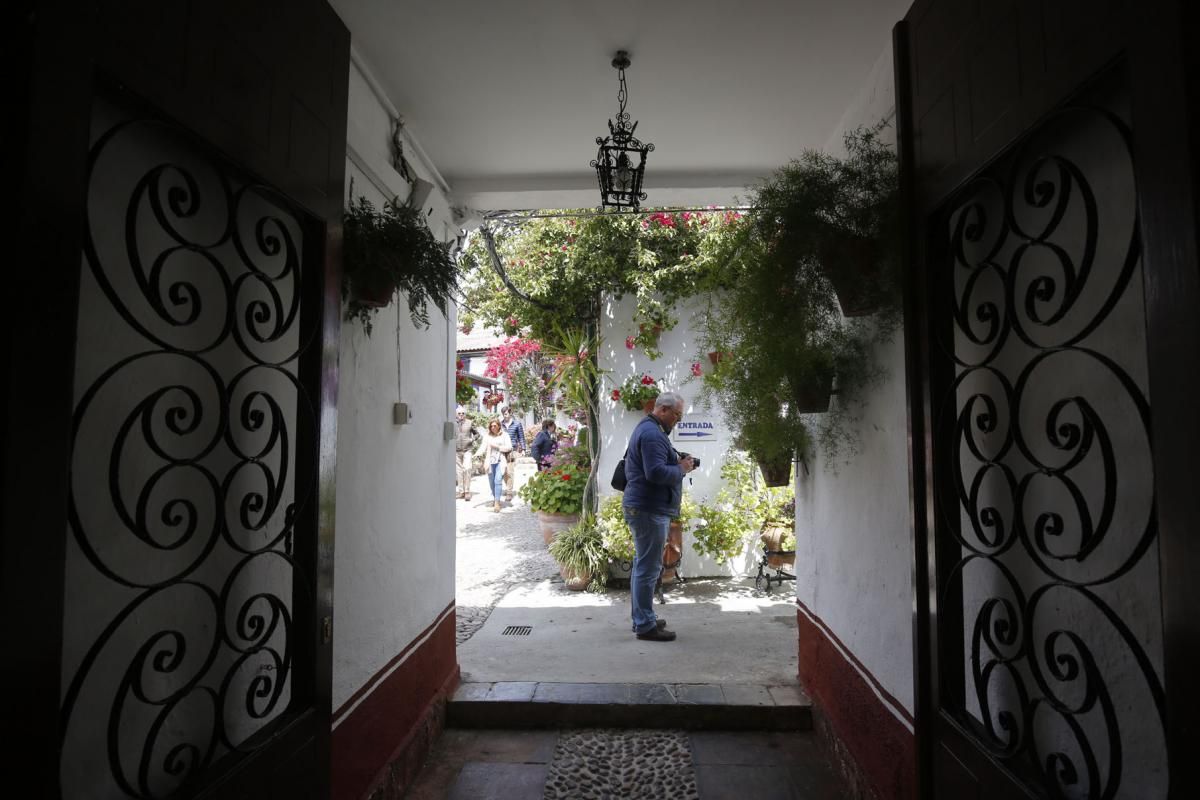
[455,456,558,644]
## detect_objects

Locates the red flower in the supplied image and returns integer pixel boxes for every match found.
[640,375,655,385]
[611,389,621,401]
[691,362,703,377]
[560,473,571,481]
[625,336,636,350]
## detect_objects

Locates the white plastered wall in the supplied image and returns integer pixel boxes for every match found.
[597,293,765,578]
[331,55,459,710]
[793,41,916,715]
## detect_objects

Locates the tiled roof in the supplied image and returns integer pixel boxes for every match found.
[456,328,508,353]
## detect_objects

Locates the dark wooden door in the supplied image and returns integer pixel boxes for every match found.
[896,1,1200,797]
[4,2,347,797]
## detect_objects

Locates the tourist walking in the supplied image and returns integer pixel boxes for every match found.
[499,406,526,501]
[454,407,479,501]
[475,419,513,512]
[529,419,557,471]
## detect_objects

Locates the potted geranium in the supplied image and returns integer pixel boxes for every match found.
[611,373,661,413]
[518,444,589,544]
[342,195,459,335]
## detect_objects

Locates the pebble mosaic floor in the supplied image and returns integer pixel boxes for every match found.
[543,729,700,800]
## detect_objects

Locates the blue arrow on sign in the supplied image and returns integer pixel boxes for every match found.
[677,431,711,437]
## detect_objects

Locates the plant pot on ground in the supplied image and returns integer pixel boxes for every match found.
[548,517,609,592]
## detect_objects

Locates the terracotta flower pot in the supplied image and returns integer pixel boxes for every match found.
[559,566,591,591]
[661,520,684,584]
[760,523,797,568]
[817,235,886,318]
[535,511,580,547]
[707,351,729,366]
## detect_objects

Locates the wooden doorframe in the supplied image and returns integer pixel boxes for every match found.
[3,1,348,795]
[896,0,1200,796]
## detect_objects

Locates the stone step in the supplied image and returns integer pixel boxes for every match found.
[448,681,812,731]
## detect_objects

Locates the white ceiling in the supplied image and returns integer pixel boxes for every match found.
[329,0,911,211]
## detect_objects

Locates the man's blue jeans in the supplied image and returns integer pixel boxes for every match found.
[623,505,669,634]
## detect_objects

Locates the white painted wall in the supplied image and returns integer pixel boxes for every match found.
[793,42,916,715]
[331,56,460,710]
[597,293,764,578]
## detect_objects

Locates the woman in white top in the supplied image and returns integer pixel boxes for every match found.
[475,419,513,512]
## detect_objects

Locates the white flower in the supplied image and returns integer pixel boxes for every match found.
[695,517,708,526]
[718,502,734,513]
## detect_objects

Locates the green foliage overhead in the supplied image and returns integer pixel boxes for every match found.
[459,210,743,345]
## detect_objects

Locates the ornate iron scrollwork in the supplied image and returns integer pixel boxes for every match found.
[936,91,1167,798]
[60,100,316,798]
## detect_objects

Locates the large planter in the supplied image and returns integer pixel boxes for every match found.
[351,278,394,308]
[760,523,796,568]
[661,520,684,584]
[559,566,591,592]
[792,374,834,414]
[535,511,580,547]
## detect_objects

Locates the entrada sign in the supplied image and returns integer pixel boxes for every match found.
[671,416,719,444]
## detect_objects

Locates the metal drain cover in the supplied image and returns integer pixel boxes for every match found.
[501,625,532,636]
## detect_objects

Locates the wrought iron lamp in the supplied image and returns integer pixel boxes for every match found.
[591,51,654,209]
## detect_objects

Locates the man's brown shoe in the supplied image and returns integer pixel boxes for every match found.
[636,626,676,642]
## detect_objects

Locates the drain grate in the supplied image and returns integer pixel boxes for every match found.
[501,625,532,636]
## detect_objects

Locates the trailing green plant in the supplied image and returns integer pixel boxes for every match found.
[342,196,459,335]
[518,443,590,514]
[548,515,610,592]
[690,500,751,564]
[695,125,901,467]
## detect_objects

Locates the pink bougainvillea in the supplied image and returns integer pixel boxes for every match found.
[625,336,636,350]
[484,337,542,380]
[691,362,703,377]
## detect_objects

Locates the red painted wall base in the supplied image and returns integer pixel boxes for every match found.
[332,604,459,800]
[796,601,916,800]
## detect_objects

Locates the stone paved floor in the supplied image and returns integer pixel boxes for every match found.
[402,728,845,800]
[456,457,557,645]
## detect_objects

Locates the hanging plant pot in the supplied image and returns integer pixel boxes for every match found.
[756,456,792,487]
[818,234,886,318]
[707,351,730,366]
[792,374,834,414]
[352,278,394,309]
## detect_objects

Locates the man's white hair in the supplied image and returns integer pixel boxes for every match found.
[654,391,684,410]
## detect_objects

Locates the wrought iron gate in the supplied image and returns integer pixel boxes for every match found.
[925,68,1167,798]
[58,92,322,799]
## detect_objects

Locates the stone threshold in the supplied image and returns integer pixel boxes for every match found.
[448,681,812,731]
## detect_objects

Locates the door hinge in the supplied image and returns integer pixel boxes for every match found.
[322,616,332,644]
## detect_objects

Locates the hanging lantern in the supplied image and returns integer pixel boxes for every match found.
[591,51,654,209]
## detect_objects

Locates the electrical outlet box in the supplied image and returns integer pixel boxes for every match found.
[443,421,456,441]
[392,402,410,425]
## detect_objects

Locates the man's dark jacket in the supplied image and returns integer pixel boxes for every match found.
[621,415,683,517]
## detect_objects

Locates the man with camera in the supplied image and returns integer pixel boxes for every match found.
[620,391,697,642]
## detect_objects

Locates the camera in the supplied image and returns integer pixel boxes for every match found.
[679,452,699,468]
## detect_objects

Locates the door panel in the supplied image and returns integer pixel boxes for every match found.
[5,1,347,797]
[898,1,1199,797]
